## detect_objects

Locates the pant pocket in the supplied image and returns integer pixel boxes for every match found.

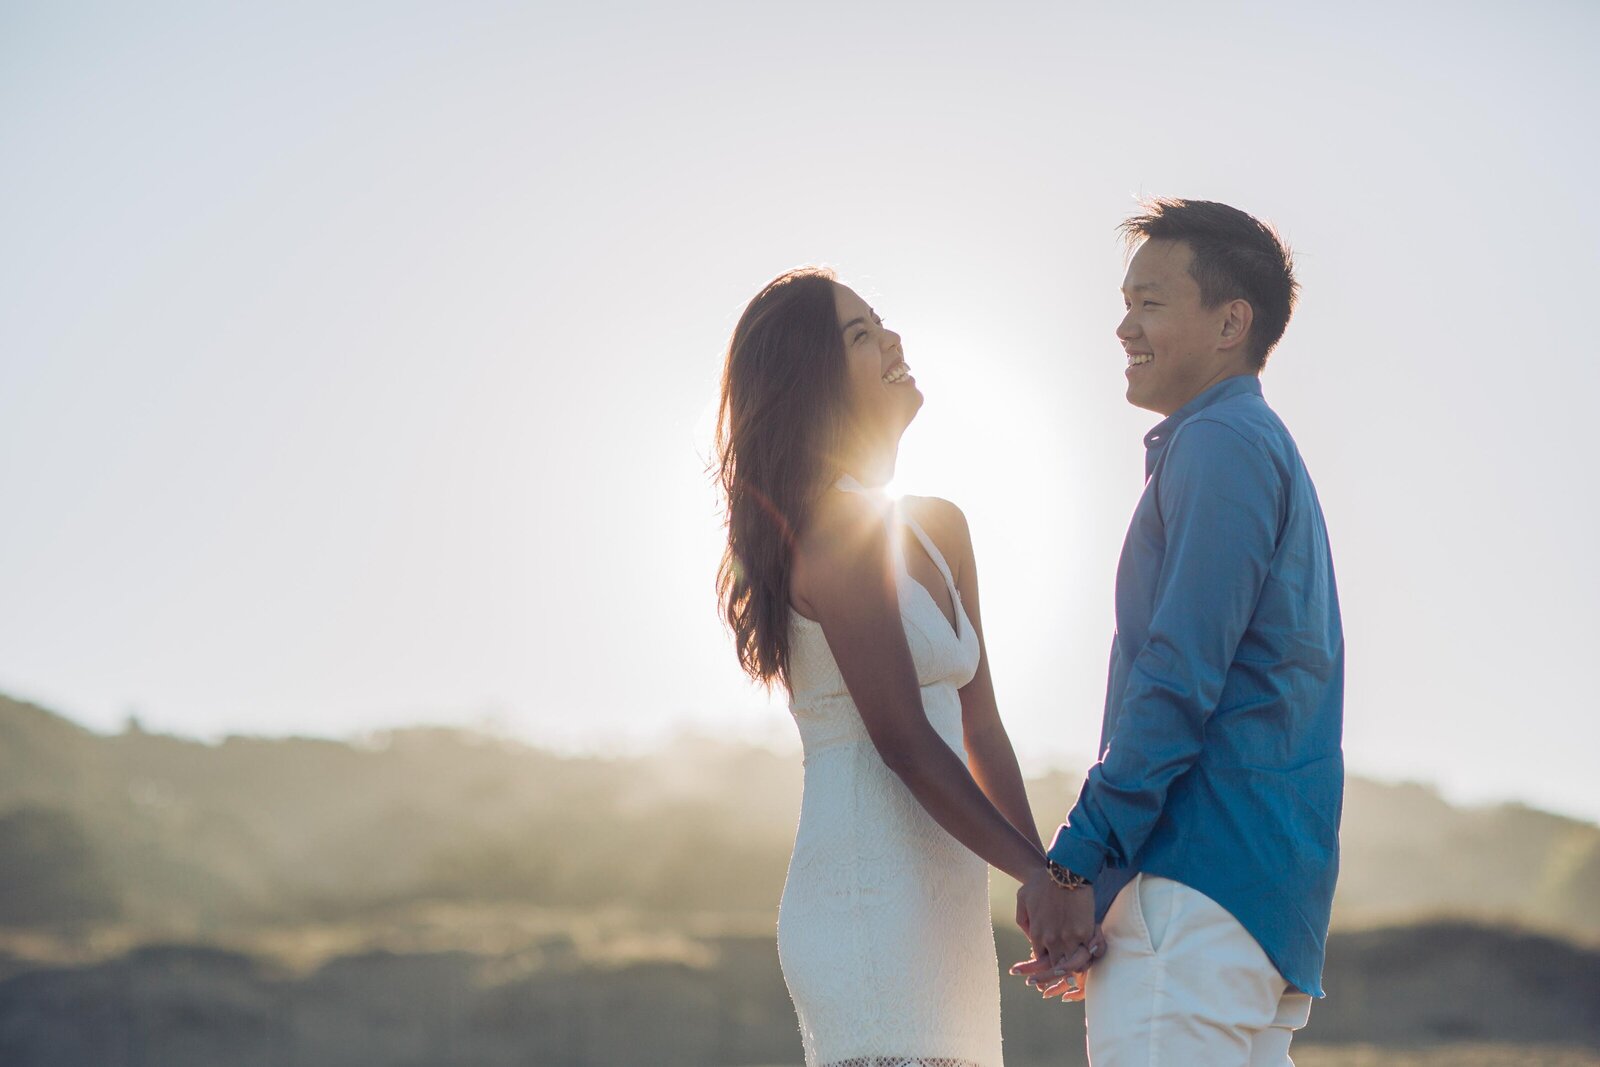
[1273,991,1313,1030]
[1134,873,1181,955]
[1103,877,1149,957]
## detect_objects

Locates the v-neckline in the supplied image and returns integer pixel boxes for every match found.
[833,474,962,641]
[900,529,962,640]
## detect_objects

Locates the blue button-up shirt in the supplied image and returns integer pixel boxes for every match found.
[1047,374,1344,997]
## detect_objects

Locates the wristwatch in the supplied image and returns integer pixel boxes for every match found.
[1046,859,1091,890]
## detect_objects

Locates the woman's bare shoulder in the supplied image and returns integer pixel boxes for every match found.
[791,491,892,612]
[899,494,972,561]
[797,489,887,550]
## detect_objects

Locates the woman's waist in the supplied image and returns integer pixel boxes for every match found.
[787,785,987,878]
[795,733,969,789]
[794,720,965,765]
[789,686,963,755]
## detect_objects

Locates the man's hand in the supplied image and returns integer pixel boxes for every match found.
[1009,926,1105,1002]
[1013,866,1098,984]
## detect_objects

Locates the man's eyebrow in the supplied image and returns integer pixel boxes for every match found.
[1122,281,1163,293]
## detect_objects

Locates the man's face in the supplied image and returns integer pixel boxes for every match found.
[1116,239,1253,416]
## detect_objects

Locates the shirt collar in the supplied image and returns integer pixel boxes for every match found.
[1143,374,1263,453]
[1141,374,1262,479]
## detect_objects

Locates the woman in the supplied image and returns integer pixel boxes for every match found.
[714,268,1073,1066]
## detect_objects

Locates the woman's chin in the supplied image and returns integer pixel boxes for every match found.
[897,394,924,434]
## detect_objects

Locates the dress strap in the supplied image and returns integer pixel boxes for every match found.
[833,474,901,565]
[832,474,964,636]
[834,475,958,588]
[833,473,887,498]
[902,512,959,593]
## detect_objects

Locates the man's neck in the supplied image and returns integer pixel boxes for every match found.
[1160,367,1259,417]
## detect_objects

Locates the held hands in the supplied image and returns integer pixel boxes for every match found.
[1009,924,1105,1003]
[1011,866,1105,1002]
[1009,941,1102,1002]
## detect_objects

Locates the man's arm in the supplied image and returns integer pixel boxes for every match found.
[1047,417,1285,881]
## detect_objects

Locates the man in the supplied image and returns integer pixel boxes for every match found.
[1013,199,1344,1065]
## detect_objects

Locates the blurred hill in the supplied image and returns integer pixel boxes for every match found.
[1,692,1597,940]
[3,692,1600,1065]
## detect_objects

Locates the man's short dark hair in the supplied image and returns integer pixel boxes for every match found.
[1119,199,1298,369]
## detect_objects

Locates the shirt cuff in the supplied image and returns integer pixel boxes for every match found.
[1046,823,1107,884]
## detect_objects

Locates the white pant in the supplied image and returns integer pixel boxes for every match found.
[1083,874,1313,1066]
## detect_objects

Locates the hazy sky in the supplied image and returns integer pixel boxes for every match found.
[3,1,1597,822]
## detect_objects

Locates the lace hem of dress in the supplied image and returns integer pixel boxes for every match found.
[821,1059,986,1067]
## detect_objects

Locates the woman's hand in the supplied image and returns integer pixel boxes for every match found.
[1009,925,1106,1003]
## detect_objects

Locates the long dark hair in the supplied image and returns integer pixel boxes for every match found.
[714,267,849,690]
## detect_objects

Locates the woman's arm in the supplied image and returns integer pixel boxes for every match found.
[910,497,1043,852]
[791,492,1047,885]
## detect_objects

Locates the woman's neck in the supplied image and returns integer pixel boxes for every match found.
[835,446,897,491]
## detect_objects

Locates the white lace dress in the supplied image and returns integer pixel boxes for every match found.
[777,478,1003,1067]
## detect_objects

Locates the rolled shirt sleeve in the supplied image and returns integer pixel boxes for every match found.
[1048,417,1285,881]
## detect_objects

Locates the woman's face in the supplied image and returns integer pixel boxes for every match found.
[833,283,922,444]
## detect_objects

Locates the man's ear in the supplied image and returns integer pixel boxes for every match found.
[1217,298,1254,353]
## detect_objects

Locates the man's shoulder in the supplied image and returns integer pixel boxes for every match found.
[1158,399,1296,508]
[1174,391,1292,460]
